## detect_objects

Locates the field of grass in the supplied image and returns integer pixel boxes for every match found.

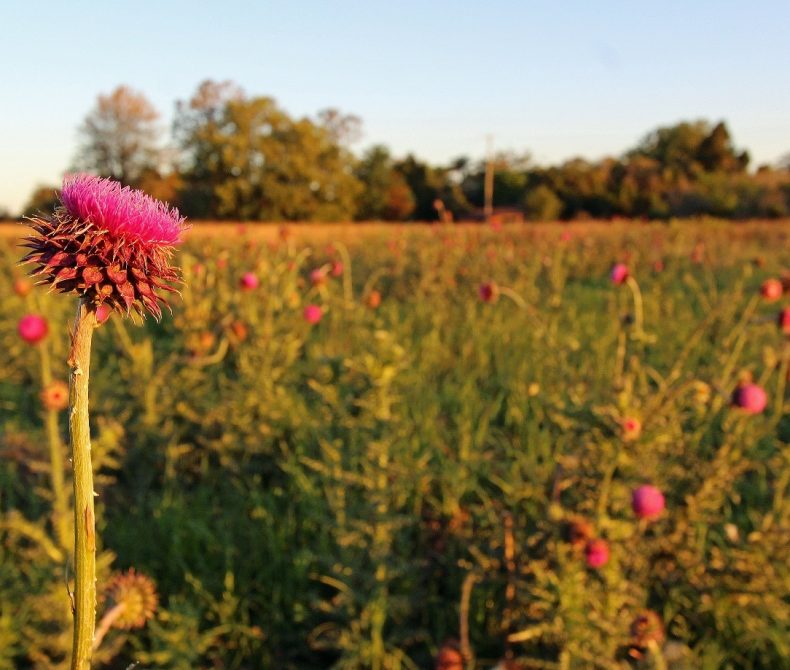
[1,220,789,669]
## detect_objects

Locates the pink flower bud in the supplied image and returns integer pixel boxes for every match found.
[478,282,499,303]
[331,261,343,278]
[610,263,629,285]
[310,268,326,286]
[18,314,48,344]
[240,272,259,291]
[303,304,322,325]
[778,307,790,335]
[632,485,665,520]
[731,383,767,414]
[584,539,609,569]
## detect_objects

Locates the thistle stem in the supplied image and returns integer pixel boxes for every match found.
[69,299,97,670]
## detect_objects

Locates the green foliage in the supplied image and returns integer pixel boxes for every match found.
[1,222,790,668]
[175,81,362,221]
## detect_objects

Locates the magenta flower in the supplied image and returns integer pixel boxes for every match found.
[22,174,187,319]
[303,304,322,324]
[240,272,259,291]
[632,485,665,520]
[478,281,499,303]
[18,314,48,344]
[731,383,767,414]
[331,261,344,278]
[610,263,629,285]
[584,539,609,569]
[60,174,183,246]
[778,307,790,335]
[310,268,326,286]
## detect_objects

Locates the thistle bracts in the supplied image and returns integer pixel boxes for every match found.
[22,174,186,320]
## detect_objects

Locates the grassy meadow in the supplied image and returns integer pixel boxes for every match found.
[1,219,789,669]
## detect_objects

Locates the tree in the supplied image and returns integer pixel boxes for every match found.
[72,85,162,185]
[354,145,415,220]
[175,82,361,220]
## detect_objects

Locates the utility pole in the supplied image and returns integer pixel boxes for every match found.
[484,134,494,223]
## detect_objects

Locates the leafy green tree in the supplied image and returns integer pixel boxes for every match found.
[523,184,563,221]
[354,145,415,221]
[175,82,361,220]
[72,85,162,185]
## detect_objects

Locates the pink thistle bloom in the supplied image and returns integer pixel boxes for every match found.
[303,304,323,324]
[760,278,783,302]
[22,174,187,320]
[13,277,32,297]
[610,263,629,285]
[60,174,185,246]
[560,230,573,243]
[778,307,790,335]
[584,539,609,569]
[240,272,259,291]
[632,485,665,520]
[731,383,767,414]
[330,261,344,278]
[479,281,499,303]
[18,314,48,344]
[310,268,326,286]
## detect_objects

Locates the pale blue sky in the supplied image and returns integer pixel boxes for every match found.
[2,1,789,214]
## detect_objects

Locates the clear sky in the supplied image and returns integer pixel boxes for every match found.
[2,0,789,214]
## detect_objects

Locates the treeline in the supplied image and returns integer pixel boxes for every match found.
[22,81,790,222]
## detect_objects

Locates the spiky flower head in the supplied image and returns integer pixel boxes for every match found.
[103,568,158,629]
[18,314,48,344]
[22,174,187,320]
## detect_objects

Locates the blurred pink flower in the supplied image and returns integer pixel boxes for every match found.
[303,304,322,324]
[584,539,609,569]
[478,281,499,303]
[610,263,629,285]
[240,272,259,290]
[731,383,767,414]
[632,485,665,520]
[778,307,790,335]
[18,314,48,344]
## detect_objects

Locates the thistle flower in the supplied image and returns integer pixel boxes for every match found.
[778,307,790,335]
[584,538,609,568]
[479,281,499,303]
[610,263,629,285]
[621,417,642,441]
[628,610,665,656]
[22,174,187,320]
[731,383,767,414]
[40,380,69,411]
[435,639,463,670]
[310,268,327,286]
[240,272,259,291]
[103,569,158,630]
[303,304,323,324]
[366,290,382,309]
[632,485,665,520]
[760,278,783,301]
[18,314,48,344]
[331,261,344,278]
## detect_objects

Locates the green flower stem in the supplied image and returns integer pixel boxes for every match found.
[38,341,70,549]
[625,276,644,337]
[68,300,97,670]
